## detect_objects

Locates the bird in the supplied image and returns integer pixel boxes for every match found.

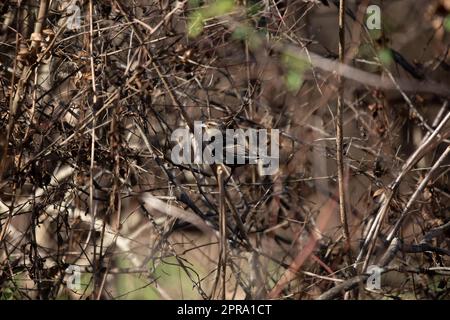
[201,120,259,169]
[320,0,330,6]
[201,119,280,178]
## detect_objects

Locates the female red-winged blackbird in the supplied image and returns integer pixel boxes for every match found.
[201,120,259,169]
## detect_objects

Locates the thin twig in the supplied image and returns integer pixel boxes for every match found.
[217,165,227,300]
[336,0,351,258]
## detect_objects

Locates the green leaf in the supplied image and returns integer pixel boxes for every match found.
[282,52,309,92]
[282,52,310,71]
[187,0,236,38]
[445,14,450,33]
[285,70,303,92]
[368,29,382,40]
[232,25,251,40]
[0,288,14,300]
[188,11,205,38]
[204,0,235,17]
[378,48,393,66]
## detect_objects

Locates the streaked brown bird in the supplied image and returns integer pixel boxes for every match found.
[202,120,259,169]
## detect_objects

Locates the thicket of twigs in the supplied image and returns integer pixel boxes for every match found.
[0,0,450,300]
